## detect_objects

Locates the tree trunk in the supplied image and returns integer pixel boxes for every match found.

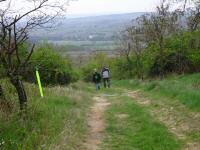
[159,38,165,79]
[126,56,133,77]
[0,84,4,99]
[10,77,27,110]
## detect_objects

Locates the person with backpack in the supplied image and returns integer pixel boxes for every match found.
[102,66,111,88]
[93,69,101,90]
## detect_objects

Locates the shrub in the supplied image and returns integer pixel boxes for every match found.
[0,64,5,79]
[24,43,78,85]
[148,30,200,77]
[110,57,135,79]
[81,52,108,82]
[149,52,192,76]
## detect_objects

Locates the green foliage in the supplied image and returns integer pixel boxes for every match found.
[164,30,200,73]
[0,43,30,79]
[0,64,5,79]
[81,52,109,81]
[140,30,200,77]
[18,43,30,61]
[0,80,92,149]
[164,52,192,73]
[25,43,79,85]
[188,51,200,72]
[110,57,135,79]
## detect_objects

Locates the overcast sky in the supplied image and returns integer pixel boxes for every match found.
[1,0,186,18]
[67,0,161,16]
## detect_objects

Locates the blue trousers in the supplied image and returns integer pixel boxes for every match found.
[95,83,101,90]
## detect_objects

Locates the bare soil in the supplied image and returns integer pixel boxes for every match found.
[84,96,110,150]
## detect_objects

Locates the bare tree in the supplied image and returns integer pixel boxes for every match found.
[0,0,71,110]
[187,2,200,31]
[118,20,146,79]
[118,30,134,76]
[118,30,132,63]
[0,0,6,99]
[140,1,179,78]
[170,0,200,30]
[130,26,145,80]
[122,23,145,79]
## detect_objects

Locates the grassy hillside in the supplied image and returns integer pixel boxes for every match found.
[0,80,93,149]
[103,96,181,150]
[101,73,200,149]
[113,73,200,111]
[1,74,200,149]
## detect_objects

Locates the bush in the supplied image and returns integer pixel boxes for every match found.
[164,52,192,73]
[188,51,200,72]
[110,57,135,79]
[81,52,109,82]
[164,30,200,73]
[0,64,6,79]
[148,30,200,77]
[149,52,192,76]
[24,43,79,85]
[81,63,99,82]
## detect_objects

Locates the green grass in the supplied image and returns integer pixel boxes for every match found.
[0,80,92,150]
[113,73,200,111]
[1,73,199,149]
[103,96,181,150]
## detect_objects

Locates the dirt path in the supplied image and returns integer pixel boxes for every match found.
[84,96,110,150]
[126,90,200,150]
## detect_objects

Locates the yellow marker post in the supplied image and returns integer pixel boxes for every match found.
[36,69,44,97]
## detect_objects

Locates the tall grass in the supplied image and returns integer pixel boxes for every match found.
[0,80,92,149]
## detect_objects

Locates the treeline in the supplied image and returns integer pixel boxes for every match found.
[82,0,200,80]
[120,1,200,79]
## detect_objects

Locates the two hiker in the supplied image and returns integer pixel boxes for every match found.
[93,66,111,90]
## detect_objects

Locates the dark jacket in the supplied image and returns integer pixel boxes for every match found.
[93,72,101,83]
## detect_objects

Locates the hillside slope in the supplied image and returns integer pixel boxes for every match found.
[1,74,199,149]
[30,12,146,42]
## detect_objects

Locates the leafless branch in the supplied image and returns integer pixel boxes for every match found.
[0,0,70,76]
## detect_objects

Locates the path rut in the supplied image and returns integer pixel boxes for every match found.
[126,90,200,150]
[84,96,110,150]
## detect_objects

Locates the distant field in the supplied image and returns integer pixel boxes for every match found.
[47,40,120,60]
[48,40,120,51]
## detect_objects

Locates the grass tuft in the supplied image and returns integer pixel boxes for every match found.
[103,96,181,150]
[0,80,92,149]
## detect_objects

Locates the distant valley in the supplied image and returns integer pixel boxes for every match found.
[31,12,146,42]
[30,12,146,57]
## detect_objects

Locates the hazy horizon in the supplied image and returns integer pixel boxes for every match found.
[1,0,186,19]
[67,0,161,17]
[66,11,148,19]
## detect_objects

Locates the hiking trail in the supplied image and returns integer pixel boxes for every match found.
[84,96,110,150]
